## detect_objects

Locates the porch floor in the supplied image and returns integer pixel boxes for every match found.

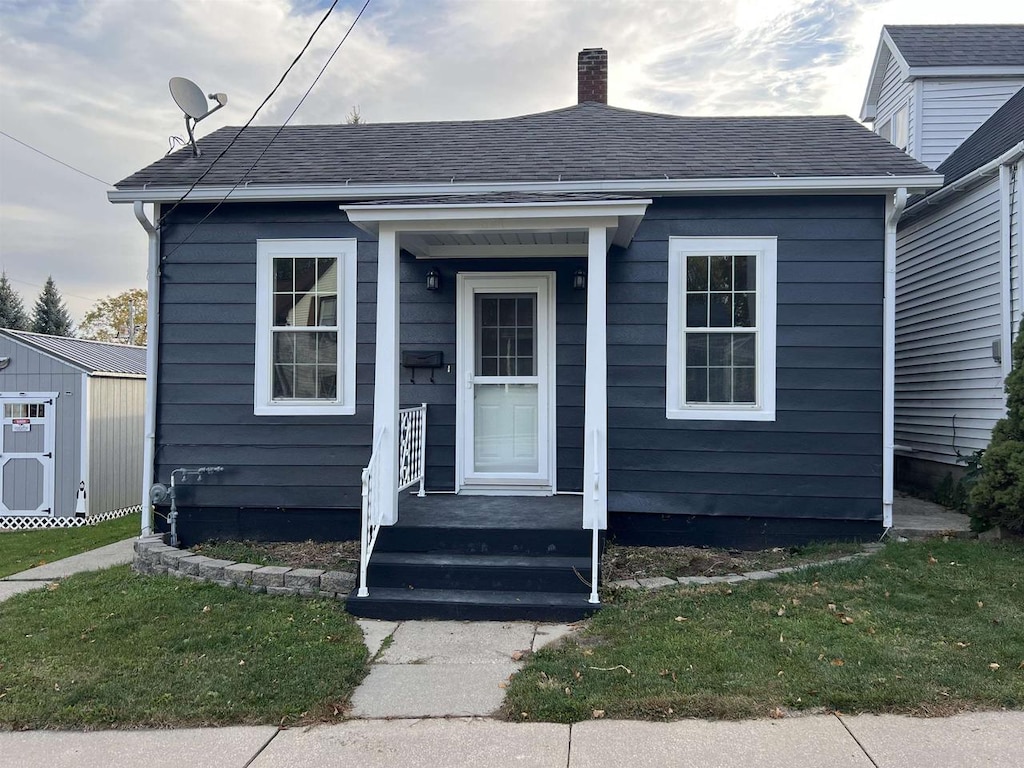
[396,492,583,529]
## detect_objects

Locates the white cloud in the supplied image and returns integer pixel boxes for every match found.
[0,0,1020,321]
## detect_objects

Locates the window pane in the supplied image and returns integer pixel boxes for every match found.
[480,328,498,359]
[734,293,755,327]
[274,258,293,289]
[709,294,732,327]
[272,331,338,401]
[480,298,498,327]
[708,334,732,366]
[734,255,755,291]
[733,333,756,366]
[710,256,732,291]
[685,333,708,366]
[686,256,708,291]
[498,298,516,326]
[734,367,756,403]
[685,367,708,402]
[480,357,498,376]
[708,367,731,402]
[317,258,337,291]
[317,296,338,326]
[686,293,708,327]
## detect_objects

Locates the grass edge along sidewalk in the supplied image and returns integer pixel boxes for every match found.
[0,514,140,580]
[503,539,1024,723]
[0,566,369,730]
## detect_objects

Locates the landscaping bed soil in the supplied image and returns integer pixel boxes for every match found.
[192,538,863,582]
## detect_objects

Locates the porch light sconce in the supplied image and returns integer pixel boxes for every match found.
[426,269,441,292]
[573,269,587,291]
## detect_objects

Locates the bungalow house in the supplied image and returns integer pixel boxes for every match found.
[861,25,1024,490]
[110,50,941,619]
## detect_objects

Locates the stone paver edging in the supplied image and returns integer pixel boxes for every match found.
[132,535,356,599]
[607,542,884,591]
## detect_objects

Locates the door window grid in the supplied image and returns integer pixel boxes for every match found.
[3,404,46,419]
[476,294,536,377]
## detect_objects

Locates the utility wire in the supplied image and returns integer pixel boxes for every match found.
[0,129,112,186]
[157,0,363,234]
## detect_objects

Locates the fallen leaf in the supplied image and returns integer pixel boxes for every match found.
[839,615,855,625]
[827,603,837,612]
[592,709,605,719]
[202,605,211,613]
[238,660,246,666]
[989,663,1000,671]
[769,707,784,719]
[956,642,970,649]
[674,616,688,622]
[927,555,938,565]
[977,601,984,608]
[498,682,508,689]
[777,607,786,616]
[565,687,572,695]
[831,658,845,666]
[511,650,525,661]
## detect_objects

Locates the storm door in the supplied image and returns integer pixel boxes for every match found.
[0,393,56,516]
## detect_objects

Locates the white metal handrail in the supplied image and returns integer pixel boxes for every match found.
[588,428,601,605]
[357,427,387,598]
[398,403,427,497]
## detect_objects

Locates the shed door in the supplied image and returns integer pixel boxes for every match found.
[0,393,56,516]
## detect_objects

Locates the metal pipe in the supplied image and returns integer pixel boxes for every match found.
[883,188,907,531]
[133,201,160,538]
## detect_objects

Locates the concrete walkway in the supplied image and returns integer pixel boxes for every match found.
[0,538,135,602]
[891,492,972,540]
[350,619,576,718]
[1,711,1020,767]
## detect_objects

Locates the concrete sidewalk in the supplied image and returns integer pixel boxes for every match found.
[0,538,135,603]
[1,711,1019,767]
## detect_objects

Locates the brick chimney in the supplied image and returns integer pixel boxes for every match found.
[577,48,608,104]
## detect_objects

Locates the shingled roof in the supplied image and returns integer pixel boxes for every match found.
[1,330,146,376]
[114,103,933,193]
[885,25,1024,68]
[936,86,1024,188]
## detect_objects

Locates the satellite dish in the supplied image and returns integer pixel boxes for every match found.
[169,77,209,120]
[168,76,228,157]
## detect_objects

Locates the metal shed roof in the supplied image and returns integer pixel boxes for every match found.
[0,330,146,376]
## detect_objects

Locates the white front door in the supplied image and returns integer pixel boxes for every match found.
[0,393,57,516]
[457,273,555,493]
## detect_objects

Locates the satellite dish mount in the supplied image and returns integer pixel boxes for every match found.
[169,77,228,157]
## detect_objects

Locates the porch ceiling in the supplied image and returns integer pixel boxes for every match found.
[342,197,651,258]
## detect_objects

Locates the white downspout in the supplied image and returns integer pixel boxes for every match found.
[883,188,907,532]
[133,201,160,537]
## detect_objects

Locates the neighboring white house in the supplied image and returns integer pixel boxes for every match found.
[862,25,1024,489]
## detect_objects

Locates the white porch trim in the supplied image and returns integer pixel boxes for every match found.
[371,226,401,525]
[583,225,608,530]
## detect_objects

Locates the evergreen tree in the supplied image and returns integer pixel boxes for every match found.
[30,276,75,336]
[0,272,30,330]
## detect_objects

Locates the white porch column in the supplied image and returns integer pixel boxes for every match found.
[372,226,400,525]
[583,225,608,530]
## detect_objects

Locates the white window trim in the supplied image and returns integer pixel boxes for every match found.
[666,236,777,421]
[254,238,357,416]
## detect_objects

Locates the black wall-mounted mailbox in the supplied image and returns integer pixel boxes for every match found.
[402,350,443,369]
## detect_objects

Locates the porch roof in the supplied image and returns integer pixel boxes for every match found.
[342,196,651,257]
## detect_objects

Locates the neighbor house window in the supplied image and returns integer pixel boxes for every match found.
[666,236,777,421]
[255,238,357,415]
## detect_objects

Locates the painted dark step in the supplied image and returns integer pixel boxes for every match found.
[367,552,595,593]
[345,587,599,622]
[376,526,595,557]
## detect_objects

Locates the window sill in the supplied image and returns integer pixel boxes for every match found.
[254,403,356,416]
[666,406,775,422]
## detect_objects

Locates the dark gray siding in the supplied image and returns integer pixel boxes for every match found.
[607,196,884,522]
[157,202,373,509]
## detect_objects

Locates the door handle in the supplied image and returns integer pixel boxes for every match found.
[466,374,474,390]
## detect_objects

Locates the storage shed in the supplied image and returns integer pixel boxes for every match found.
[0,330,146,529]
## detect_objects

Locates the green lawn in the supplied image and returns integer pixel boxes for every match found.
[504,539,1024,722]
[0,513,140,579]
[0,566,369,729]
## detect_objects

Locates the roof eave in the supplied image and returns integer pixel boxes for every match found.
[109,174,944,205]
[905,65,1024,79]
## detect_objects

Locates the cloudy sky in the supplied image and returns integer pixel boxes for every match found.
[0,0,1020,323]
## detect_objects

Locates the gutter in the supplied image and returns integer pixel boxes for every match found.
[883,188,908,532]
[108,174,943,204]
[904,142,1024,220]
[133,201,161,538]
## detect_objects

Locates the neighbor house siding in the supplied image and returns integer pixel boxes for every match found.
[919,79,1024,169]
[87,375,145,515]
[0,336,84,517]
[156,202,374,510]
[894,178,1006,463]
[606,196,884,523]
[874,50,914,154]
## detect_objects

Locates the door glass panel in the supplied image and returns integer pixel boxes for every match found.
[474,383,539,473]
[476,293,535,377]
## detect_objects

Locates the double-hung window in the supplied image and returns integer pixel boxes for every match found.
[667,236,776,421]
[255,238,357,415]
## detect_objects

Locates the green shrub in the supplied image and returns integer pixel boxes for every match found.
[970,320,1024,533]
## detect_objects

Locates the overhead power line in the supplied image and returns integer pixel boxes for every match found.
[0,129,112,186]
[158,0,371,243]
